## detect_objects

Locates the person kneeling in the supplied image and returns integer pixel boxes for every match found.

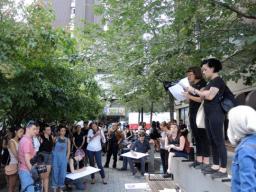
[66,153,87,191]
[128,132,150,176]
[163,123,190,178]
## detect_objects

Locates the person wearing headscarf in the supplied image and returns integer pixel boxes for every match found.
[228,105,256,192]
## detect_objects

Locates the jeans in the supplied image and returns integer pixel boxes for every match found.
[87,150,105,179]
[121,148,130,169]
[51,153,67,189]
[128,157,146,175]
[19,170,35,192]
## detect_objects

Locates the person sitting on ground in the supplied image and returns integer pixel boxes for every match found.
[66,152,87,190]
[228,106,256,192]
[128,132,150,176]
[163,123,190,178]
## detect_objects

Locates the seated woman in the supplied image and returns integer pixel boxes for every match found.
[228,106,256,191]
[163,123,190,178]
[66,153,87,190]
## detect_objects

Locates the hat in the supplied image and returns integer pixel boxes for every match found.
[76,120,84,128]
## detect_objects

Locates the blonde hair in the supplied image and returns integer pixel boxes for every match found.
[227,105,256,145]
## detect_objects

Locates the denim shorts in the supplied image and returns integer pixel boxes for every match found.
[39,152,52,165]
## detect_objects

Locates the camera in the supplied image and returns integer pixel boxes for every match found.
[30,154,47,192]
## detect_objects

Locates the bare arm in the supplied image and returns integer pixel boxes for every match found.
[190,87,219,101]
[25,154,32,171]
[8,140,18,159]
[72,137,78,149]
[165,136,172,150]
[173,136,185,151]
[66,139,71,160]
[69,159,86,173]
[80,136,85,149]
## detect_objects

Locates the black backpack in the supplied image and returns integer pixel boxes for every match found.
[219,86,238,113]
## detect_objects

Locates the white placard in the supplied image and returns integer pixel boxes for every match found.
[121,151,149,159]
[159,189,176,192]
[125,183,150,190]
[66,166,100,180]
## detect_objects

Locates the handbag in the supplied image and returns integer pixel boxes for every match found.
[5,164,18,175]
[196,101,205,128]
[219,86,238,113]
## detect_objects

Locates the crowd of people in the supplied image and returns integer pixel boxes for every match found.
[1,57,256,192]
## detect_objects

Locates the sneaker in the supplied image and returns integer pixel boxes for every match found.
[132,168,137,176]
[189,161,201,168]
[104,164,109,168]
[163,173,173,179]
[211,171,228,179]
[202,166,218,175]
[200,164,211,171]
[119,167,127,171]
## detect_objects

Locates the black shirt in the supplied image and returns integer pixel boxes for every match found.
[203,76,225,111]
[189,79,207,112]
[39,135,53,153]
[67,157,85,173]
[73,132,85,148]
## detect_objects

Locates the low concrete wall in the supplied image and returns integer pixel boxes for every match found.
[171,157,231,192]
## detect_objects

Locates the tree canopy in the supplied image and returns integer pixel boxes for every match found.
[0,0,103,126]
[84,0,256,111]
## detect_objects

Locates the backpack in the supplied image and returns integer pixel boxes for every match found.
[219,86,238,113]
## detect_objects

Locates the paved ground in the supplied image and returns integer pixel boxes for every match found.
[85,155,148,192]
[0,155,157,192]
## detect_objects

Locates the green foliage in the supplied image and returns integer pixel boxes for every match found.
[85,0,256,111]
[0,1,103,126]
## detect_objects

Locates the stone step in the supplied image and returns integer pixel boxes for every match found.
[171,157,231,192]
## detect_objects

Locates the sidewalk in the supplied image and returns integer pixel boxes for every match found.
[0,155,148,192]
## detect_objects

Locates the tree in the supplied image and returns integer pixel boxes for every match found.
[0,1,103,126]
[83,0,256,112]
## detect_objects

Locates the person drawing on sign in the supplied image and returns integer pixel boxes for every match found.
[128,132,150,176]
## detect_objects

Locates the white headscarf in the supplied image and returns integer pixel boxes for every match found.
[228,105,256,145]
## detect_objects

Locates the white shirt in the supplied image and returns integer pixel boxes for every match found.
[33,136,41,152]
[87,129,106,152]
[160,131,167,149]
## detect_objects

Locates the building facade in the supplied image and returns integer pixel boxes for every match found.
[43,0,101,28]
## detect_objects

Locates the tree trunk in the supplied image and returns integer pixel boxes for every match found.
[141,107,144,123]
[150,102,154,124]
[169,95,174,120]
[138,109,141,124]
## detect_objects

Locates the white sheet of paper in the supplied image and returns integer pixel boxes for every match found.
[178,77,190,89]
[121,151,149,159]
[66,166,100,180]
[125,183,150,190]
[168,77,190,101]
[168,84,186,101]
